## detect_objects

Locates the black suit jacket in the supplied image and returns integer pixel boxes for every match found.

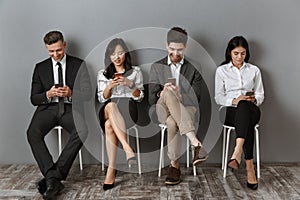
[30,54,91,111]
[148,57,204,107]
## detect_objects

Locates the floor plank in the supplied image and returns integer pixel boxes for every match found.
[0,163,300,199]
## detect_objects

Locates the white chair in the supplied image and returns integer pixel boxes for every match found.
[54,126,83,170]
[158,124,197,177]
[101,125,142,175]
[222,124,260,178]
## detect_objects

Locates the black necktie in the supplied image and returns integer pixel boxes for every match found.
[57,62,64,117]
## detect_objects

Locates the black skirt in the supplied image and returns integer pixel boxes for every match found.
[99,98,138,132]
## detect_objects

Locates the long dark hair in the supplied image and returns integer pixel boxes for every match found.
[103,38,133,79]
[221,36,250,65]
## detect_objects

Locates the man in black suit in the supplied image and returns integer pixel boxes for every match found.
[27,30,91,199]
[149,27,208,185]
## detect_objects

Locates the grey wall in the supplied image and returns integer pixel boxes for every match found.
[1,0,299,165]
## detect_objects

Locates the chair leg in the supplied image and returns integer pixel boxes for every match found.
[222,126,227,170]
[158,126,166,177]
[223,128,232,178]
[79,149,83,170]
[186,138,189,168]
[132,126,142,175]
[101,133,105,171]
[57,127,62,155]
[255,127,260,179]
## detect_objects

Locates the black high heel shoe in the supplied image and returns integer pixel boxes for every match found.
[228,159,240,170]
[103,170,117,191]
[247,169,258,190]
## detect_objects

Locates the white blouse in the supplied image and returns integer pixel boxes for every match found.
[97,66,144,103]
[215,62,264,107]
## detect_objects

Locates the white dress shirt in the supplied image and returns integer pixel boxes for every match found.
[167,56,184,86]
[51,55,68,103]
[97,66,144,103]
[215,62,264,106]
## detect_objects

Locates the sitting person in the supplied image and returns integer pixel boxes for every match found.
[27,30,91,199]
[97,38,144,190]
[149,27,208,185]
[215,36,264,190]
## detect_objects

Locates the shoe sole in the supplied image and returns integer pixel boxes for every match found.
[193,155,209,166]
[165,179,181,185]
[43,184,64,199]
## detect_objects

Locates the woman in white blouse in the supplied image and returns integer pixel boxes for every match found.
[97,38,144,190]
[215,36,264,190]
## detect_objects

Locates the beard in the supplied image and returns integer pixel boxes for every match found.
[169,53,183,64]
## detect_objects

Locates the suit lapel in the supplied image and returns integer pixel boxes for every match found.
[66,55,75,87]
[161,57,172,81]
[45,58,54,87]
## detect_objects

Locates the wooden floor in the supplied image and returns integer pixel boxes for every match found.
[0,163,300,199]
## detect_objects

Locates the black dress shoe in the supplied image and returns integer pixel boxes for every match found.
[103,170,117,191]
[43,178,64,199]
[247,169,258,190]
[247,181,258,190]
[103,182,115,191]
[36,178,46,195]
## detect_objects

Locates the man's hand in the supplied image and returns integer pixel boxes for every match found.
[47,85,72,98]
[162,83,182,100]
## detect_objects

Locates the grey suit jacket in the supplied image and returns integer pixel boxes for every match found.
[148,57,204,107]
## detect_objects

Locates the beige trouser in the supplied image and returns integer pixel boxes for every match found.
[156,90,196,162]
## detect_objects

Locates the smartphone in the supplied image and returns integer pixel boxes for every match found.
[55,83,63,88]
[114,72,123,79]
[246,91,255,96]
[168,78,176,86]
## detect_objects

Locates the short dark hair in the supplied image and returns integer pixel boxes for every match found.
[167,27,188,45]
[221,36,250,65]
[43,31,64,45]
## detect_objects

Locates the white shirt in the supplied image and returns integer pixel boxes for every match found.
[167,56,184,86]
[215,62,264,106]
[97,66,144,103]
[51,55,67,103]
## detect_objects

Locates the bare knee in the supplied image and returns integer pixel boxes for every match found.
[105,102,118,114]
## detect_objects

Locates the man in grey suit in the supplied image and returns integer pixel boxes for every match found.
[149,27,208,185]
[27,31,91,199]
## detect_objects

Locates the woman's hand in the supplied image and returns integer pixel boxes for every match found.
[232,94,256,105]
[118,77,134,88]
[108,78,121,90]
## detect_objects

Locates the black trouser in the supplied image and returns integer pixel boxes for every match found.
[27,104,87,180]
[225,101,260,160]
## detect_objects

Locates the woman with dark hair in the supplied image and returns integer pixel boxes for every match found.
[97,38,144,190]
[215,36,264,190]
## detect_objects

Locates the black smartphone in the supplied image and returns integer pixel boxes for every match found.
[168,78,176,86]
[55,83,63,88]
[246,91,255,96]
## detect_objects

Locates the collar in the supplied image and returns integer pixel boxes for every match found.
[52,54,66,66]
[228,61,246,69]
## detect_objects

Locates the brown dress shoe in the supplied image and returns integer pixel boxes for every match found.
[192,145,209,165]
[165,166,181,185]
